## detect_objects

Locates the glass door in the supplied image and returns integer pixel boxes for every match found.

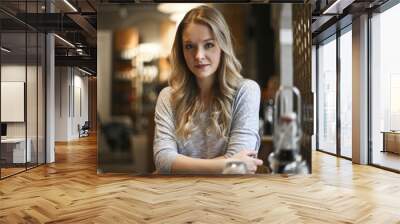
[0,0,47,179]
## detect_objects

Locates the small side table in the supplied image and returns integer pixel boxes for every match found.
[381,131,400,154]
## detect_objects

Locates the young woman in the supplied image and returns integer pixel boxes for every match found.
[153,5,262,174]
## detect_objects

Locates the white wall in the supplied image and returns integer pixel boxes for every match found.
[1,82,25,122]
[55,67,89,141]
[72,73,89,138]
[55,66,69,141]
[1,65,26,81]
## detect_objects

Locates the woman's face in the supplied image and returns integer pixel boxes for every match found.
[182,23,221,81]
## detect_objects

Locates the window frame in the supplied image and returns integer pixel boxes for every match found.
[315,22,353,160]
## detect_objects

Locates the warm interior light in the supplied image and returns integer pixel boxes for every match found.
[170,13,186,23]
[121,42,161,61]
[157,3,206,37]
[157,3,204,14]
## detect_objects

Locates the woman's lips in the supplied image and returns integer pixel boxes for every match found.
[195,64,210,69]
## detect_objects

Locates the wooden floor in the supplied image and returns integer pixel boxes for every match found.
[1,135,400,223]
[372,150,400,171]
[1,167,26,178]
[1,163,46,178]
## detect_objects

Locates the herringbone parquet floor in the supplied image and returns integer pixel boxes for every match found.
[1,135,400,223]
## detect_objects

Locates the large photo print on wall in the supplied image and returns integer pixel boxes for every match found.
[97,2,312,175]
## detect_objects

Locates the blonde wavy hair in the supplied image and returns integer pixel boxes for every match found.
[169,5,244,140]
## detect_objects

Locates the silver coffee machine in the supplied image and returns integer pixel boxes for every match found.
[268,86,308,174]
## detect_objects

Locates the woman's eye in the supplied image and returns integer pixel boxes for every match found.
[184,44,193,50]
[205,43,214,49]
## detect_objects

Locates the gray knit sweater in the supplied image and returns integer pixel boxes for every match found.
[153,79,261,174]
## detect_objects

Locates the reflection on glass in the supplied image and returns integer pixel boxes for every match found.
[1,31,27,177]
[339,29,352,158]
[371,4,400,171]
[0,1,47,179]
[318,37,337,154]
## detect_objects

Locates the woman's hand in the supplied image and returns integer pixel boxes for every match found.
[229,150,263,174]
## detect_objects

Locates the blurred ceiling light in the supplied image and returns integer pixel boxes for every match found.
[63,0,78,12]
[157,3,204,14]
[170,13,186,23]
[1,47,11,53]
[158,3,205,26]
[54,34,75,48]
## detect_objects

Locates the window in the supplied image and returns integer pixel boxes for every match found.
[370,2,400,171]
[317,36,337,154]
[315,25,353,158]
[339,28,352,158]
